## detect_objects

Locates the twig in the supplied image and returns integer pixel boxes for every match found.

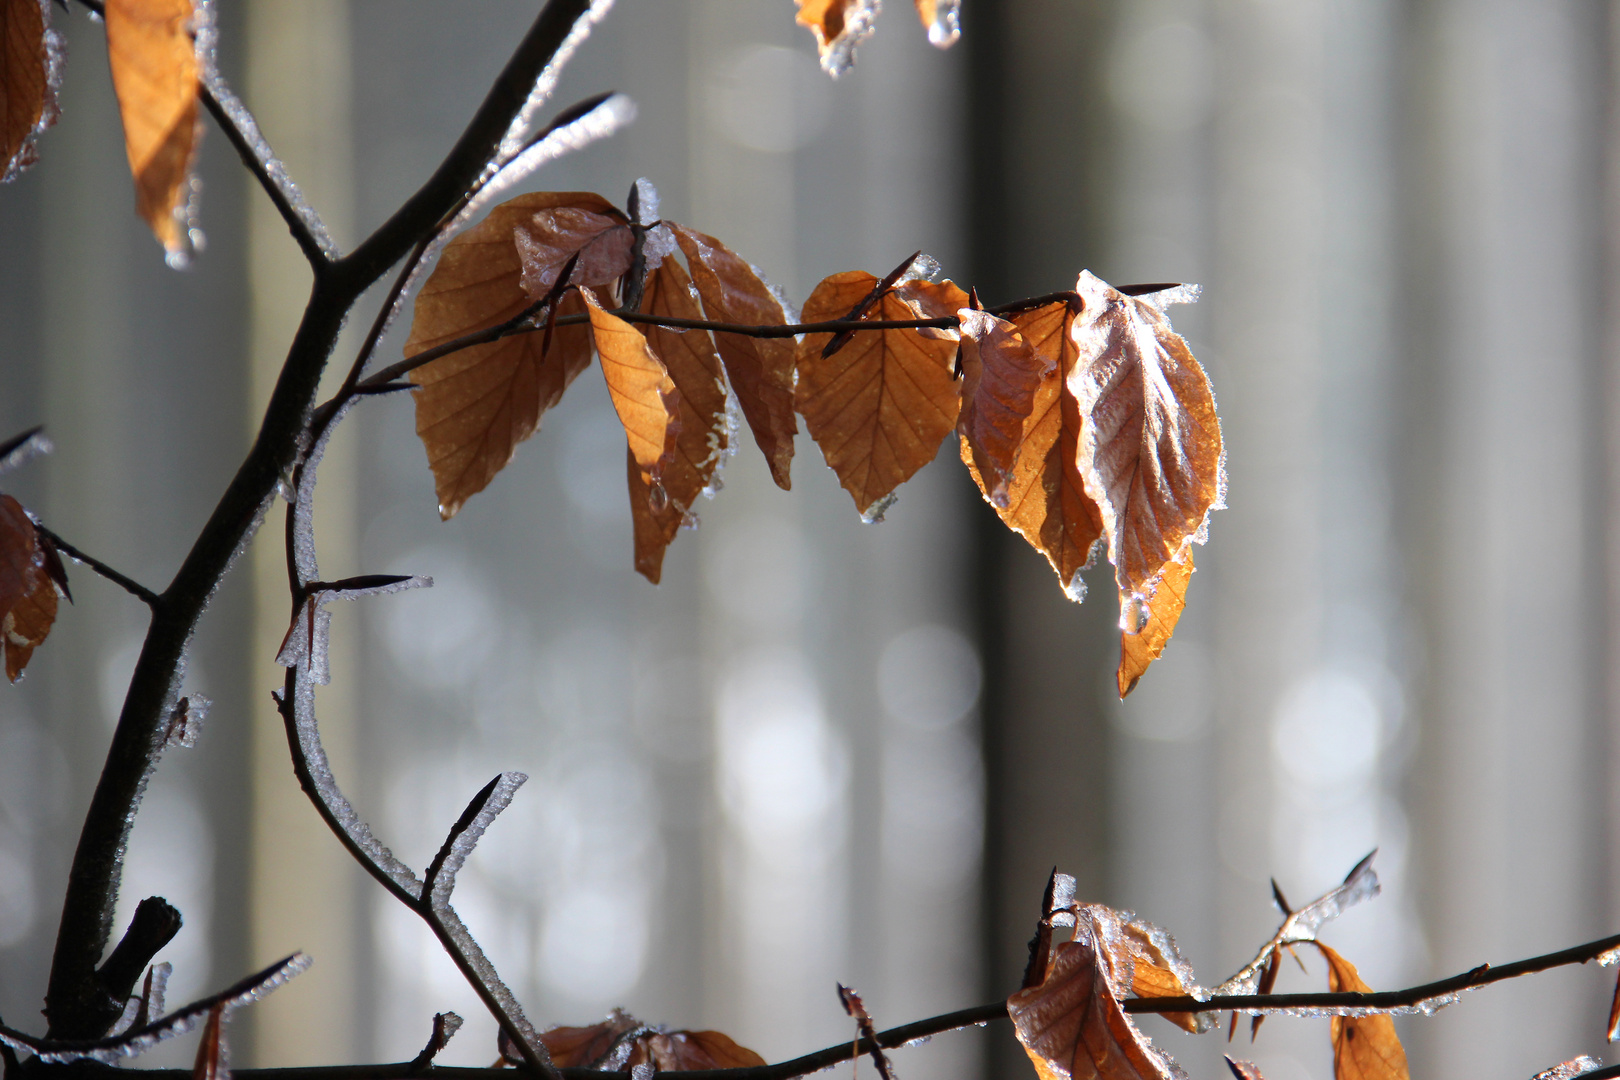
[35,527,160,608]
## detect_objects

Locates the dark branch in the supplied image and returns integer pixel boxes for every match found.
[35,527,160,608]
[93,898,182,1029]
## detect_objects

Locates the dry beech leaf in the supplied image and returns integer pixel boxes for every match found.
[1117,546,1193,698]
[407,192,613,518]
[670,224,796,489]
[627,1030,767,1071]
[1225,1060,1266,1080]
[1314,943,1409,1080]
[961,300,1102,601]
[627,255,729,583]
[0,493,57,682]
[105,0,199,257]
[192,1003,225,1080]
[1009,911,1180,1080]
[794,0,878,75]
[1069,272,1222,634]
[537,1013,640,1068]
[1119,920,1200,1034]
[896,277,971,325]
[797,270,961,520]
[536,1013,765,1072]
[913,0,961,47]
[514,204,632,296]
[957,308,1051,508]
[582,289,679,484]
[2,0,54,180]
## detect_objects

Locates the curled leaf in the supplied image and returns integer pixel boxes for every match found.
[670,224,796,488]
[628,256,729,583]
[1068,272,1222,633]
[961,300,1102,600]
[407,193,612,518]
[531,1012,765,1072]
[1314,943,1410,1080]
[2,0,57,181]
[105,0,199,259]
[957,308,1051,508]
[581,289,679,484]
[797,271,961,520]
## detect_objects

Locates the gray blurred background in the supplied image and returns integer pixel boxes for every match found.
[0,2,1616,1078]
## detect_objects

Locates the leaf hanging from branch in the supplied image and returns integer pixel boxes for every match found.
[796,270,963,521]
[628,255,730,582]
[105,0,200,260]
[1068,272,1223,634]
[1117,546,1193,698]
[913,0,961,47]
[407,193,611,518]
[581,288,680,486]
[961,299,1102,601]
[0,493,59,682]
[1314,943,1410,1080]
[957,307,1052,509]
[671,224,797,489]
[794,0,879,76]
[1,0,57,181]
[518,1011,765,1072]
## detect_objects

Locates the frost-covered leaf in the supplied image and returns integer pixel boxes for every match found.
[581,289,679,485]
[794,0,879,75]
[407,192,611,519]
[1068,272,1222,634]
[961,300,1102,600]
[514,201,632,296]
[1529,1057,1602,1080]
[796,270,960,520]
[528,1012,766,1072]
[628,1030,767,1071]
[0,493,58,682]
[1118,547,1192,699]
[913,0,960,48]
[1314,943,1409,1080]
[1,0,56,181]
[105,0,199,260]
[957,308,1051,508]
[1116,915,1203,1034]
[1009,909,1182,1080]
[1225,1060,1266,1080]
[628,256,729,583]
[671,224,796,489]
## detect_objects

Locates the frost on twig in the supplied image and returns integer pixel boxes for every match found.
[423,773,528,909]
[408,1012,464,1073]
[0,954,308,1065]
[0,426,51,475]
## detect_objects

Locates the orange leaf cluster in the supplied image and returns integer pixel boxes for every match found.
[407,185,1223,691]
[530,1010,766,1072]
[794,0,960,75]
[1012,858,1410,1080]
[0,493,61,682]
[105,0,200,258]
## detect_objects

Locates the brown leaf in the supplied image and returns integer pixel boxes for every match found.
[794,0,877,74]
[627,256,729,583]
[670,224,797,488]
[1009,911,1181,1080]
[961,300,1103,600]
[105,0,199,257]
[514,203,633,297]
[1117,547,1193,698]
[1068,272,1223,633]
[0,494,56,683]
[957,308,1051,508]
[407,193,612,518]
[1225,1060,1267,1080]
[628,1030,768,1071]
[1,0,54,180]
[537,1012,641,1068]
[582,289,678,484]
[895,277,970,324]
[191,1003,224,1080]
[1314,943,1410,1080]
[797,271,961,520]
[1118,920,1200,1034]
[912,0,961,48]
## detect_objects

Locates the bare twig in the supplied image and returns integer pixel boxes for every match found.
[34,527,160,608]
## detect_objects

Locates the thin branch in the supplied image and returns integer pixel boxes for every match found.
[1124,929,1620,1016]
[35,527,160,608]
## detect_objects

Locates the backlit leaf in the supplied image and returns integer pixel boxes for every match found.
[0,493,56,682]
[1118,918,1201,1034]
[1069,272,1223,633]
[105,0,199,258]
[582,289,678,484]
[514,201,632,296]
[961,300,1102,601]
[913,0,961,48]
[1314,943,1409,1080]
[957,307,1051,508]
[627,255,729,583]
[797,270,960,520]
[627,1030,767,1071]
[1,0,55,181]
[408,193,609,518]
[534,1012,765,1072]
[671,224,796,488]
[794,0,878,75]
[1117,547,1193,698]
[1009,909,1181,1080]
